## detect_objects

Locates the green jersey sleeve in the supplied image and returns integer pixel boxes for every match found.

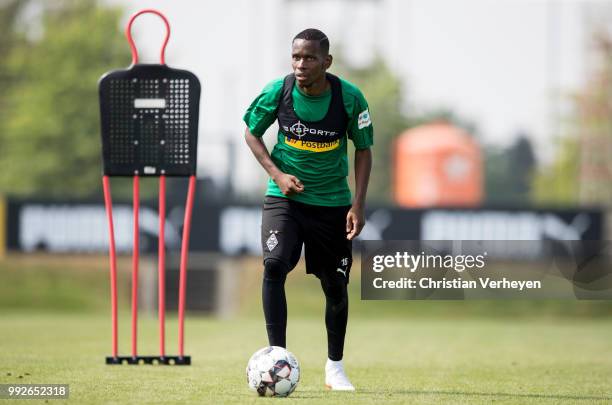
[243,78,284,137]
[341,79,374,150]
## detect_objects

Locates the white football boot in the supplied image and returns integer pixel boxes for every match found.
[325,359,355,391]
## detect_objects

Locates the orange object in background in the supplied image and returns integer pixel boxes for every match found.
[393,121,483,208]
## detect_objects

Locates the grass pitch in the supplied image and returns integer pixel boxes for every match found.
[1,312,611,404]
[1,254,611,404]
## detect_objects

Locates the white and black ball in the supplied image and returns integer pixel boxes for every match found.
[246,346,300,397]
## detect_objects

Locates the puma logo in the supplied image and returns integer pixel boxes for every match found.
[336,268,347,277]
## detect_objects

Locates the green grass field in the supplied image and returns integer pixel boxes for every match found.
[1,314,612,404]
[1,254,612,404]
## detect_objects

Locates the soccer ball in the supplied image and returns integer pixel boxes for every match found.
[246,346,300,397]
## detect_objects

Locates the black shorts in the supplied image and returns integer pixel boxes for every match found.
[261,196,353,283]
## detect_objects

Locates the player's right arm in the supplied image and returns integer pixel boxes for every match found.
[244,128,303,195]
[243,78,303,195]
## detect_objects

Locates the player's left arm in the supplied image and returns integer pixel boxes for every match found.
[345,87,373,241]
[346,148,372,240]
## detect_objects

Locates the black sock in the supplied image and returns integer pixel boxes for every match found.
[262,259,288,348]
[321,278,348,361]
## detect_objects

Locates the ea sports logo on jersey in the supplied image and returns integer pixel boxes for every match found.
[283,121,338,138]
[290,121,308,138]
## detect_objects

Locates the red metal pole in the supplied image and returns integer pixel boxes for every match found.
[102,175,118,359]
[158,175,166,357]
[125,9,171,65]
[131,175,140,358]
[178,175,196,357]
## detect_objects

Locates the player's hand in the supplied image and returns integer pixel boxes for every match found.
[346,206,365,240]
[274,173,304,195]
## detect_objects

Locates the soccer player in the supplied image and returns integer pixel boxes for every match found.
[243,28,373,391]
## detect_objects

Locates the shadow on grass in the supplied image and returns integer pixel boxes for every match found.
[355,389,612,402]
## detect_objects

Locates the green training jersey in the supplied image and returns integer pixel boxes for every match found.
[243,75,373,206]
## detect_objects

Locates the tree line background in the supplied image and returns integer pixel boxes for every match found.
[0,0,610,208]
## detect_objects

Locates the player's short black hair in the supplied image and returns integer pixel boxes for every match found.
[293,28,330,55]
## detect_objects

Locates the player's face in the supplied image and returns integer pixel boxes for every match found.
[291,39,331,87]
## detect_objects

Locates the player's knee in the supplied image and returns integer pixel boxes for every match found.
[321,277,348,311]
[263,258,289,282]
